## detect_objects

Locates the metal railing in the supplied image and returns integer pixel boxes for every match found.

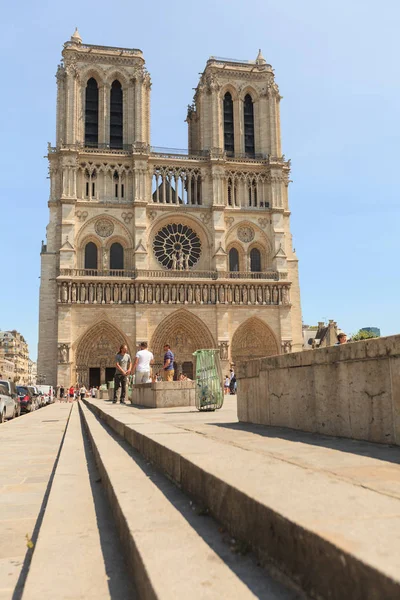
[57,268,280,281]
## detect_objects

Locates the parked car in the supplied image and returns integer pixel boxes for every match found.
[0,380,21,417]
[16,386,35,413]
[0,384,17,422]
[28,386,44,408]
[37,385,54,404]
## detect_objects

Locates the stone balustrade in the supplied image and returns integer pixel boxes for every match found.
[58,268,281,280]
[56,280,291,306]
[237,334,400,445]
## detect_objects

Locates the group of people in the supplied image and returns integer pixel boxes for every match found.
[224,369,236,395]
[113,342,176,404]
[56,385,97,402]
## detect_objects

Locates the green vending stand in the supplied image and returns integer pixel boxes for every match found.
[193,349,224,411]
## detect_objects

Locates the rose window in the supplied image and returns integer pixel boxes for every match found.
[153,224,201,270]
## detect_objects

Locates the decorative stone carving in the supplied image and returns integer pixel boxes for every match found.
[121,211,133,224]
[57,281,290,307]
[258,218,268,229]
[95,218,114,238]
[219,341,229,361]
[58,344,69,364]
[76,210,88,222]
[225,217,234,228]
[237,226,255,243]
[282,340,292,354]
[201,213,211,225]
[232,318,279,362]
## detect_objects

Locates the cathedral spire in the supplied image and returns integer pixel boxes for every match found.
[255,49,266,65]
[70,27,82,44]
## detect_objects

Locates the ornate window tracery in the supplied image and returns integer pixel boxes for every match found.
[152,167,202,205]
[153,224,201,270]
[85,78,99,147]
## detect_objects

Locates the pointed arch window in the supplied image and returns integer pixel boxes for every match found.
[244,94,255,156]
[85,78,99,147]
[229,248,239,272]
[110,242,124,270]
[250,248,261,272]
[84,242,98,270]
[110,80,123,149]
[223,92,234,155]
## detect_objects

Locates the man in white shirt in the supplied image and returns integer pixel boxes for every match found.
[132,342,154,384]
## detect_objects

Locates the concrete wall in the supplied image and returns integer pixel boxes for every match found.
[237,335,400,445]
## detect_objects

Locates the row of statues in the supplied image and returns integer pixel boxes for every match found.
[59,282,290,306]
[171,252,190,270]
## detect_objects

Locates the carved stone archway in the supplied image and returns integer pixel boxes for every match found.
[231,317,279,364]
[150,309,216,377]
[74,320,131,386]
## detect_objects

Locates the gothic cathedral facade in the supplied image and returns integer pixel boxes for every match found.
[38,29,302,387]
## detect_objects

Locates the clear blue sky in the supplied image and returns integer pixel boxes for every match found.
[1,0,399,361]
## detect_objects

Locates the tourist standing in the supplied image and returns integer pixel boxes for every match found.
[163,344,175,381]
[60,386,65,401]
[335,333,347,345]
[132,342,154,383]
[79,384,86,401]
[229,369,236,395]
[113,344,131,404]
[68,385,74,402]
[224,375,230,395]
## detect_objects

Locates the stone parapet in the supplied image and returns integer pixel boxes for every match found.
[237,334,400,445]
[131,381,196,408]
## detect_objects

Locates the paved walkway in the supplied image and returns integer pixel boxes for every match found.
[0,404,72,599]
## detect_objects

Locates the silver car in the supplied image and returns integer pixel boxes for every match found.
[0,384,17,423]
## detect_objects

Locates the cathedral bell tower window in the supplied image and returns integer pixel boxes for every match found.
[223,92,234,155]
[85,78,99,148]
[84,242,98,270]
[110,242,124,271]
[229,248,239,272]
[110,80,123,149]
[244,94,255,156]
[250,248,261,272]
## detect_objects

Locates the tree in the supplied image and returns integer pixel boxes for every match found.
[351,329,379,341]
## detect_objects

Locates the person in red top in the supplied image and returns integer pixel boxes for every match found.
[68,386,74,402]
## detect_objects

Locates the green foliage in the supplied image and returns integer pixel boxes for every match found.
[351,329,379,341]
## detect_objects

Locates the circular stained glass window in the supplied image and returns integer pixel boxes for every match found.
[153,224,201,270]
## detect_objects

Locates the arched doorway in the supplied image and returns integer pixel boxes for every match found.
[150,309,216,379]
[74,320,131,387]
[231,318,279,364]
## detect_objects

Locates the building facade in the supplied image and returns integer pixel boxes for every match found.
[38,30,302,387]
[0,331,29,383]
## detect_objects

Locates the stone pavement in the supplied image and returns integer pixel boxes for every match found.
[0,404,72,599]
[85,395,400,599]
[2,395,400,599]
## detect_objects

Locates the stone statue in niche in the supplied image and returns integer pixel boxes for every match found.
[155,285,161,303]
[62,283,68,303]
[210,286,216,304]
[163,285,169,303]
[187,285,193,303]
[97,284,103,304]
[273,286,279,304]
[139,284,145,303]
[114,284,119,303]
[129,284,135,303]
[59,345,68,364]
[219,286,225,304]
[71,284,77,303]
[121,285,127,303]
[88,284,94,303]
[242,286,248,304]
[80,283,86,303]
[148,285,153,303]
[195,285,201,304]
[219,342,229,360]
[179,285,185,303]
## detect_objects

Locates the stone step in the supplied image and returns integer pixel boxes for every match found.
[79,401,300,600]
[22,403,136,600]
[83,398,400,600]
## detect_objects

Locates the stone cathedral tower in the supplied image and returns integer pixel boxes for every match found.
[38,30,302,388]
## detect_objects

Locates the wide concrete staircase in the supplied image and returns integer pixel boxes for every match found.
[11,398,400,600]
